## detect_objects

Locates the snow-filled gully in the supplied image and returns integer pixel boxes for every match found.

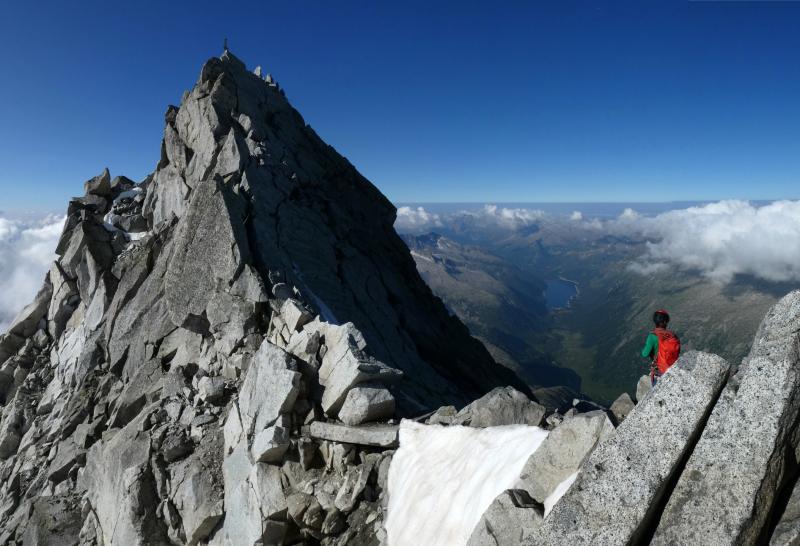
[385,420,575,546]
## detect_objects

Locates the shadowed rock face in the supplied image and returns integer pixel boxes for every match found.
[142,51,529,411]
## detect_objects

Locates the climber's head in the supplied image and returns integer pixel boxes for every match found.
[653,309,670,329]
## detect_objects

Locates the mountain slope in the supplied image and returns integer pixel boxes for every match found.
[141,50,528,409]
[0,50,528,544]
[402,233,580,404]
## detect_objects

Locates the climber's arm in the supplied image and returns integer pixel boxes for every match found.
[641,333,658,359]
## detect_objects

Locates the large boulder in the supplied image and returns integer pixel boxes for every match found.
[81,410,169,545]
[515,410,613,504]
[526,351,730,546]
[309,421,399,448]
[468,411,613,545]
[169,433,225,545]
[316,322,403,416]
[83,168,112,197]
[338,384,396,426]
[222,438,288,545]
[653,291,800,545]
[609,392,635,424]
[237,341,300,437]
[456,386,546,428]
[467,490,543,546]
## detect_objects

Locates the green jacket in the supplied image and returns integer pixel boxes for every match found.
[641,332,658,360]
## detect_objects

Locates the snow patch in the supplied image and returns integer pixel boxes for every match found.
[386,420,548,546]
[113,187,142,203]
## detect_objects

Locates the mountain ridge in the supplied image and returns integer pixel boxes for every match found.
[0,49,530,544]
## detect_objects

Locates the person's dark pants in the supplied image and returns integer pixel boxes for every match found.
[650,369,661,387]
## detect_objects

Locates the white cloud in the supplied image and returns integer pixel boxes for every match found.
[395,206,443,233]
[473,204,545,229]
[395,204,546,233]
[395,200,800,285]
[0,214,64,332]
[617,200,800,283]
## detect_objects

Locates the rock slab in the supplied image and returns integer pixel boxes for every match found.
[652,291,800,546]
[525,351,730,546]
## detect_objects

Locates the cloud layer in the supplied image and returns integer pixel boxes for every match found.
[616,200,800,283]
[395,206,443,233]
[396,204,544,233]
[0,214,64,332]
[394,200,800,285]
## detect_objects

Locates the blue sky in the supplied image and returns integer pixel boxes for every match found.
[1,0,799,210]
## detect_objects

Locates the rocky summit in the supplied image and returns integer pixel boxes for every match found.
[3,48,800,546]
[0,48,526,545]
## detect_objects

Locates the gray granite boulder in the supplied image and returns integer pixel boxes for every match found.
[338,384,396,426]
[222,438,288,545]
[609,392,635,424]
[653,291,800,546]
[457,386,546,428]
[169,433,224,545]
[526,351,730,546]
[309,421,399,448]
[83,168,112,197]
[237,341,300,437]
[82,411,168,545]
[468,490,543,546]
[515,410,613,504]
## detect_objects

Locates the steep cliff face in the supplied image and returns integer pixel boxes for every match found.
[0,50,528,545]
[141,50,527,410]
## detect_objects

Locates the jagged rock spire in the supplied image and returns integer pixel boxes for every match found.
[0,50,532,544]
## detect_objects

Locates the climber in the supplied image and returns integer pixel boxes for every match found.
[641,309,681,386]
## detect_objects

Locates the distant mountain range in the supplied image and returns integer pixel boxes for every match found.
[399,213,798,404]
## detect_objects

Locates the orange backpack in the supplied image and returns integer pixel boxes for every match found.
[653,328,681,374]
